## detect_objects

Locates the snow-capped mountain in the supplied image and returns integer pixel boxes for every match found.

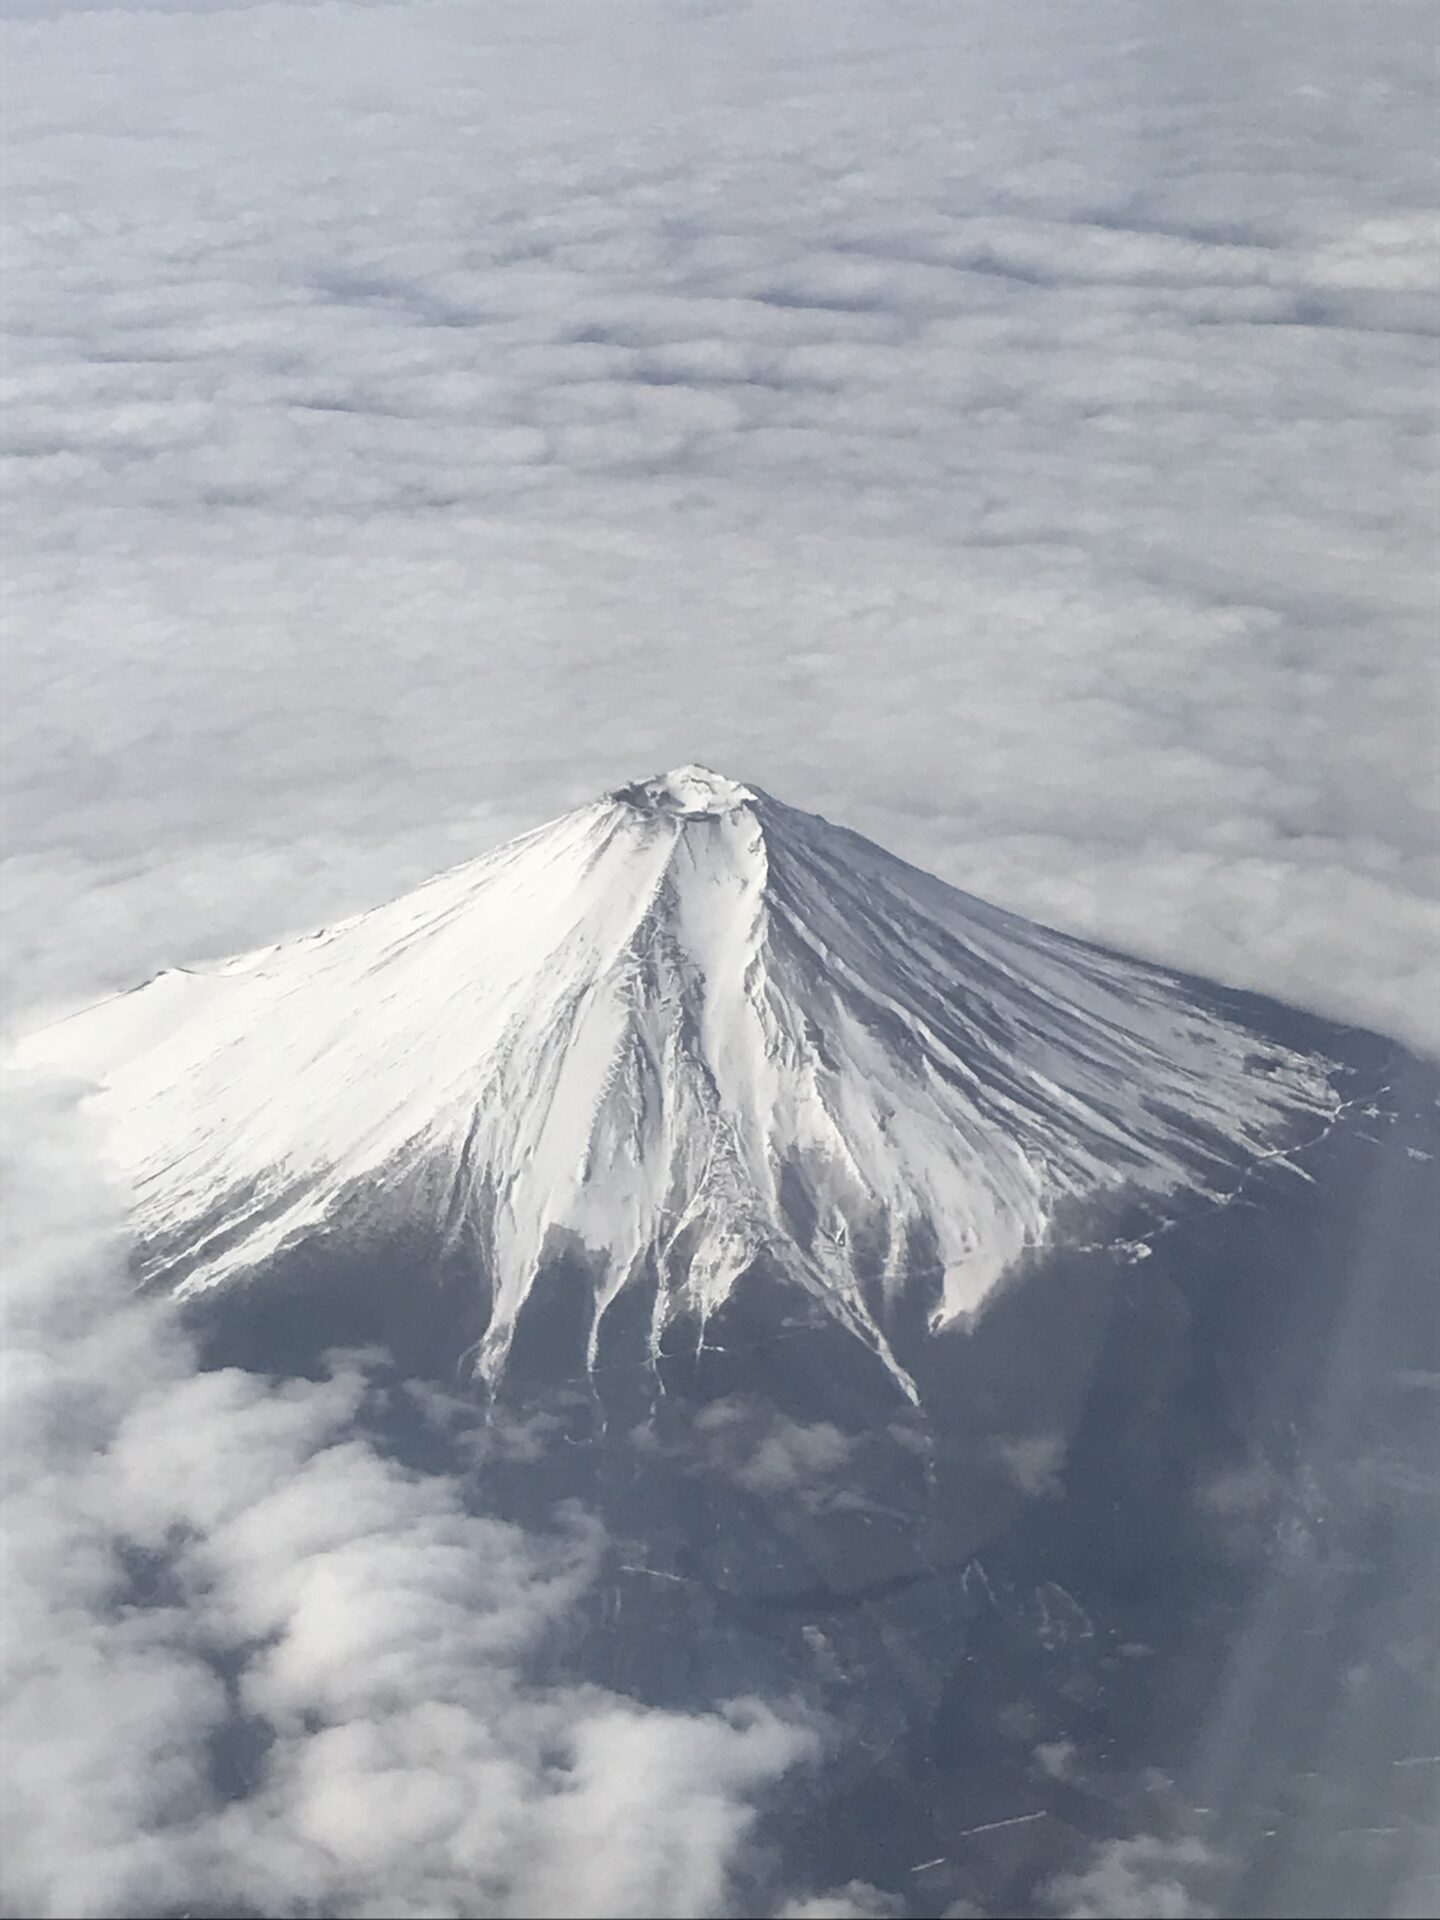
[14,766,1337,1393]
[12,767,1438,1920]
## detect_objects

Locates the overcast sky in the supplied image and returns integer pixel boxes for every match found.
[1,4,1436,1916]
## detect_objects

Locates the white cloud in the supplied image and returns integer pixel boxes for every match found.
[1033,1738,1078,1782]
[688,1400,867,1506]
[994,1434,1066,1499]
[776,1882,903,1920]
[1045,1834,1216,1920]
[0,0,1435,1056]
[0,1081,817,1919]
[735,1423,853,1497]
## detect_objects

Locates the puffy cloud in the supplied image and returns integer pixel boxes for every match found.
[694,1401,858,1502]
[734,1423,854,1498]
[1033,1739,1078,1782]
[994,1434,1066,1499]
[0,1081,817,1919]
[1045,1835,1216,1920]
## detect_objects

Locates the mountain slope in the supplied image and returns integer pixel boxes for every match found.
[13,766,1338,1390]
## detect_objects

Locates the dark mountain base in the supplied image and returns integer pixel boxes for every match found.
[185,1024,1440,1919]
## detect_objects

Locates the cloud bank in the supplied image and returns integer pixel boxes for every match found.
[0,1080,816,1919]
[1,0,1435,1053]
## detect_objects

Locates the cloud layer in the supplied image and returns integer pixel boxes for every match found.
[1,0,1436,1051]
[0,1080,816,1919]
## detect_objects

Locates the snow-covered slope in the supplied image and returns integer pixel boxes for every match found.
[13,767,1337,1391]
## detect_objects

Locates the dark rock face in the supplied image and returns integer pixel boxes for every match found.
[187,1006,1440,1920]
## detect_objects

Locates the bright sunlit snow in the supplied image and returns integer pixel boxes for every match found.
[13,770,1337,1393]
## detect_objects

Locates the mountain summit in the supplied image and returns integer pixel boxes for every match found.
[15,766,1336,1391]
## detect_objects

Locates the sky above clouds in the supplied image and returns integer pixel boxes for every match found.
[1,0,1436,1050]
[0,4,1435,1916]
